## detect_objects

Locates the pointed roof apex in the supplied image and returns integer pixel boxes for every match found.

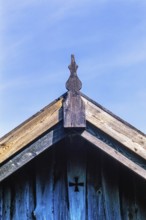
[66,54,82,92]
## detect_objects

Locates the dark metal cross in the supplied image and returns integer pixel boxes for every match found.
[69,177,84,192]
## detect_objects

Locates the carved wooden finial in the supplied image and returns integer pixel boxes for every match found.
[63,55,86,129]
[68,54,78,74]
[66,55,82,92]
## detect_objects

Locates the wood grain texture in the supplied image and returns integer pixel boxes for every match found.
[63,91,86,128]
[10,171,34,220]
[82,96,146,160]
[67,136,86,220]
[86,123,146,172]
[2,183,11,220]
[102,155,121,220]
[34,151,54,220]
[12,179,33,219]
[53,144,69,220]
[0,124,65,182]
[0,185,2,219]
[81,130,146,180]
[0,167,35,220]
[87,146,105,220]
[0,98,63,164]
[1,137,146,219]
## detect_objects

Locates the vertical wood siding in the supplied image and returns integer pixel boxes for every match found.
[0,138,146,220]
[34,150,54,220]
[0,184,3,219]
[87,146,105,219]
[102,156,121,220]
[67,137,86,220]
[53,144,69,220]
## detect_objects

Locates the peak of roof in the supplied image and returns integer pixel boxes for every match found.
[1,55,146,182]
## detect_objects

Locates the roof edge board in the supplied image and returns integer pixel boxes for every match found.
[82,95,146,161]
[0,98,64,164]
[0,123,66,182]
[0,94,66,141]
[81,130,146,180]
[81,92,146,136]
[86,122,146,169]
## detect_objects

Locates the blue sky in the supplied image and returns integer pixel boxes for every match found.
[0,0,146,137]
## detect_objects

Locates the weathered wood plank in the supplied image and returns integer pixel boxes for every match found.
[2,183,11,220]
[82,96,146,160]
[81,130,146,180]
[102,155,121,220]
[0,184,2,220]
[63,92,86,128]
[86,123,146,173]
[119,170,137,220]
[133,176,146,220]
[34,150,54,220]
[0,124,65,182]
[0,98,63,163]
[11,172,34,220]
[67,136,86,220]
[87,146,105,219]
[53,142,69,220]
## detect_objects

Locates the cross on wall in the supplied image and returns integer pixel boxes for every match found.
[69,177,84,192]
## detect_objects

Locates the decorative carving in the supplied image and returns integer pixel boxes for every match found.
[66,55,82,93]
[63,55,86,128]
[68,54,78,74]
[69,176,84,192]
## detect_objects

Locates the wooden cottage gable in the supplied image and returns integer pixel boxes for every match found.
[0,55,146,219]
